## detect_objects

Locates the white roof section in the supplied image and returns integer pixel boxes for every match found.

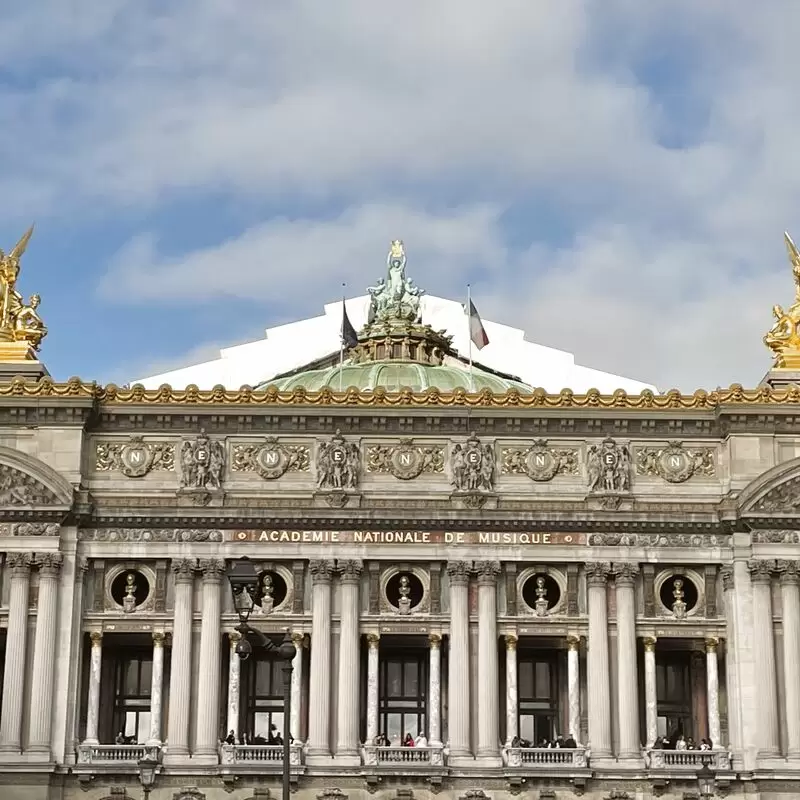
[133,294,656,394]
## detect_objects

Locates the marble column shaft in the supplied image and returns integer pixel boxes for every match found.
[749,560,780,755]
[566,636,581,743]
[166,559,195,757]
[586,563,612,758]
[195,559,224,757]
[0,554,32,753]
[226,632,241,738]
[779,561,800,757]
[84,632,103,745]
[290,633,305,742]
[429,634,442,746]
[505,635,518,746]
[336,560,362,757]
[613,563,641,759]
[706,638,721,749]
[307,560,334,757]
[476,561,501,758]
[643,638,658,748]
[447,561,472,757]
[28,554,64,753]
[366,635,380,745]
[148,632,166,745]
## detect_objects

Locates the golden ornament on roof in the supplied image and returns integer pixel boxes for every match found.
[0,226,46,359]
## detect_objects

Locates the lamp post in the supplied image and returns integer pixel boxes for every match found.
[228,557,296,800]
[697,754,716,799]
[137,753,158,799]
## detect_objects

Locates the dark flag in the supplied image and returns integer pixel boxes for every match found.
[467,299,490,349]
[341,298,358,349]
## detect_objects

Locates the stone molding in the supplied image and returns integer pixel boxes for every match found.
[80,528,223,542]
[0,522,60,537]
[751,529,800,544]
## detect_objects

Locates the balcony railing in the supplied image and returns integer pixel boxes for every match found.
[76,743,160,765]
[505,746,589,769]
[363,745,445,767]
[220,743,304,766]
[645,749,731,770]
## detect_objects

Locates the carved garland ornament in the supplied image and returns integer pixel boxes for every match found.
[0,464,59,506]
[501,439,579,482]
[635,441,715,483]
[0,522,59,536]
[95,435,175,477]
[232,437,310,480]
[588,532,727,547]
[366,439,444,480]
[80,528,224,542]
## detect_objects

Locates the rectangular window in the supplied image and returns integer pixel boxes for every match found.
[379,652,427,745]
[241,655,286,742]
[112,651,152,744]
[518,653,558,745]
[656,653,693,739]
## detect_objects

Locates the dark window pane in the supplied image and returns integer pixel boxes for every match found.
[387,662,402,697]
[403,662,419,696]
[519,661,534,699]
[535,662,551,699]
[140,660,152,696]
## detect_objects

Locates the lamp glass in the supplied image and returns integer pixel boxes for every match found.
[697,762,715,796]
[228,557,260,622]
[138,755,158,788]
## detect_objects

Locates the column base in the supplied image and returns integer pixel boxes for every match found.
[448,754,476,767]
[474,753,502,768]
[163,749,190,765]
[306,753,335,767]
[333,753,361,767]
[191,751,220,765]
[616,754,645,769]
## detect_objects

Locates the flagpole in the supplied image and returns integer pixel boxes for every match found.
[339,283,346,392]
[467,284,474,393]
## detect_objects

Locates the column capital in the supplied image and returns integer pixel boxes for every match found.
[612,562,639,587]
[7,551,33,576]
[36,551,63,578]
[89,630,103,647]
[171,558,196,583]
[447,560,473,586]
[778,559,800,584]
[748,558,776,584]
[505,634,518,651]
[720,565,734,592]
[428,633,441,649]
[642,636,657,652]
[310,559,335,584]
[152,631,166,647]
[585,561,611,587]
[475,560,501,585]
[229,630,242,649]
[705,637,719,653]
[337,559,363,584]
[198,558,225,582]
[291,632,305,649]
[566,635,580,652]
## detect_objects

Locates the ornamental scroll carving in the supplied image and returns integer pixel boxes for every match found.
[95,435,175,477]
[588,532,727,547]
[366,439,444,480]
[751,529,800,543]
[0,522,59,537]
[79,528,224,542]
[635,441,715,483]
[501,440,579,482]
[232,438,310,480]
[0,464,59,506]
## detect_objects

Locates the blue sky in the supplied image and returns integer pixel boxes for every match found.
[2,1,800,390]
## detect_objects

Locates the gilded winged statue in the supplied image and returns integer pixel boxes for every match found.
[0,226,46,353]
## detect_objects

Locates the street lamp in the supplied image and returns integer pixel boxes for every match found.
[137,754,158,799]
[697,754,716,799]
[227,557,297,800]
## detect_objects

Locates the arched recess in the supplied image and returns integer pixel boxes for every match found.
[738,455,800,517]
[0,445,74,512]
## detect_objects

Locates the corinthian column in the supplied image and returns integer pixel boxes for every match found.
[779,560,800,757]
[148,632,166,746]
[0,553,32,754]
[720,566,741,756]
[705,637,721,749]
[643,637,658,748]
[83,631,103,746]
[429,634,442,746]
[566,635,581,744]
[365,634,380,745]
[476,561,500,761]
[290,633,305,742]
[165,559,195,761]
[28,553,64,755]
[336,560,362,761]
[307,559,334,759]
[586,562,612,759]
[749,559,779,756]
[226,632,241,739]
[194,559,225,759]
[447,560,472,759]
[613,562,641,761]
[505,635,518,745]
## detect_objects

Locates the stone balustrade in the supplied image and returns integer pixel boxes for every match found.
[219,742,304,766]
[645,749,731,771]
[363,745,445,767]
[504,746,588,769]
[76,743,160,764]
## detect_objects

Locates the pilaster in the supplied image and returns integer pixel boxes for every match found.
[778,559,800,758]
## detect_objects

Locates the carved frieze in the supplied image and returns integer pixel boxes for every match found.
[0,465,59,506]
[586,437,630,494]
[588,532,728,547]
[79,528,224,542]
[751,529,800,543]
[232,437,310,480]
[450,434,495,492]
[95,436,175,477]
[635,441,715,483]
[316,430,360,490]
[0,522,59,536]
[752,476,800,513]
[501,439,579,482]
[179,431,225,491]
[366,439,444,480]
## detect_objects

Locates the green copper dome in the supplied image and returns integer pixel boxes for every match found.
[269,360,531,394]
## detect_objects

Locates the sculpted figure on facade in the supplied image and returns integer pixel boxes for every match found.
[316,430,360,490]
[450,434,495,492]
[587,437,630,493]
[0,464,59,506]
[367,240,425,323]
[180,431,225,491]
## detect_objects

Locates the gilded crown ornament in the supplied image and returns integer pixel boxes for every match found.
[764,232,800,369]
[0,226,47,360]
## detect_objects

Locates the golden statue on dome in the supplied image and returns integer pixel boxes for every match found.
[0,226,47,360]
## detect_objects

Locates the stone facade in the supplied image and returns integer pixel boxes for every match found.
[1,382,800,799]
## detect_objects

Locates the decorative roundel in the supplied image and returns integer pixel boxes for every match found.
[110,569,150,610]
[521,573,561,614]
[256,570,288,610]
[389,442,425,480]
[386,571,424,611]
[256,441,291,480]
[659,573,699,617]
[524,445,559,482]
